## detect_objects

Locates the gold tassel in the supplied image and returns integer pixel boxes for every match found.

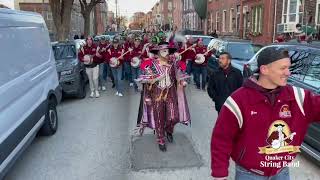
[156,90,164,102]
[148,83,153,91]
[162,88,169,101]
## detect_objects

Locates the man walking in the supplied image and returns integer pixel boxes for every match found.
[207,52,243,113]
[210,47,320,180]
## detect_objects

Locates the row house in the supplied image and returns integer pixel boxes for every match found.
[275,0,317,39]
[183,0,202,32]
[241,0,274,44]
[207,0,241,38]
[209,0,319,44]
[15,0,108,41]
[173,0,183,31]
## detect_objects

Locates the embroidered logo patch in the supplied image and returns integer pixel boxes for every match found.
[279,104,291,118]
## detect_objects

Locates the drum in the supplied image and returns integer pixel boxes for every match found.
[83,55,92,65]
[194,54,205,64]
[131,57,141,68]
[109,57,119,68]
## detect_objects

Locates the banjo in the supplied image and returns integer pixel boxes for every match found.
[174,44,197,61]
[271,132,296,149]
[83,55,93,65]
[194,46,216,64]
[131,57,141,68]
[109,50,131,68]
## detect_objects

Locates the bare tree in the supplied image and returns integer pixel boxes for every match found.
[79,0,105,37]
[49,0,75,41]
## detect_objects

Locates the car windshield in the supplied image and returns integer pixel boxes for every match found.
[228,43,256,60]
[303,56,320,88]
[52,44,76,60]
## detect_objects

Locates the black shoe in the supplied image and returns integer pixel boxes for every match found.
[167,133,173,143]
[112,84,115,88]
[159,144,167,152]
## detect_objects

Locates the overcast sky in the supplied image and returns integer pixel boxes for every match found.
[108,0,158,17]
[0,0,14,9]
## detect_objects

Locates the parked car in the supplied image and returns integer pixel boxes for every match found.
[0,9,61,178]
[52,41,88,99]
[243,44,320,164]
[207,39,262,76]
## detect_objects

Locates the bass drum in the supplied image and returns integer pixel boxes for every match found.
[109,57,119,68]
[131,57,141,68]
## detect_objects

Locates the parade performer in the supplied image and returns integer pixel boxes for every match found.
[193,38,212,90]
[96,36,111,91]
[129,37,143,92]
[78,36,101,98]
[182,35,196,76]
[123,35,133,83]
[136,42,191,152]
[108,38,126,97]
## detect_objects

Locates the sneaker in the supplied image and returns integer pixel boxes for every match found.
[90,91,94,98]
[115,91,119,96]
[112,84,116,88]
[129,83,134,87]
[102,86,107,91]
[95,90,100,98]
[118,93,123,97]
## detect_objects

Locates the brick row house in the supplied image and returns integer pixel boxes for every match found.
[207,0,319,44]
[207,0,241,38]
[182,0,203,33]
[15,0,108,41]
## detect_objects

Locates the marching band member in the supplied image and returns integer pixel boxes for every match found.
[142,36,159,59]
[96,36,111,91]
[193,38,212,90]
[129,37,143,92]
[108,38,125,97]
[182,35,196,76]
[78,36,101,98]
[136,42,191,152]
[123,35,134,83]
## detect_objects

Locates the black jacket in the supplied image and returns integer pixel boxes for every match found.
[207,66,243,112]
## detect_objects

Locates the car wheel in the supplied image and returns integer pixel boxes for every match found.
[39,99,58,136]
[77,75,86,99]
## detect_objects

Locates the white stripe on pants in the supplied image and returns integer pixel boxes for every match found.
[86,66,99,92]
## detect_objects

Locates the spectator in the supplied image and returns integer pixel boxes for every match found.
[207,52,243,113]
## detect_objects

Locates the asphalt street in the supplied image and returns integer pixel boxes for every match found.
[4,82,320,180]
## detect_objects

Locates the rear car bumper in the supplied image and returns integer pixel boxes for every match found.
[59,75,81,95]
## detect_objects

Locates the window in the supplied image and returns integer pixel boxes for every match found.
[316,0,320,25]
[229,8,234,32]
[282,0,303,23]
[47,12,52,20]
[168,1,173,11]
[236,5,240,32]
[289,0,298,22]
[211,12,213,32]
[251,5,263,33]
[216,11,220,32]
[222,10,226,32]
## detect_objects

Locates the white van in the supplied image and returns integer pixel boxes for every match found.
[0,9,61,178]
